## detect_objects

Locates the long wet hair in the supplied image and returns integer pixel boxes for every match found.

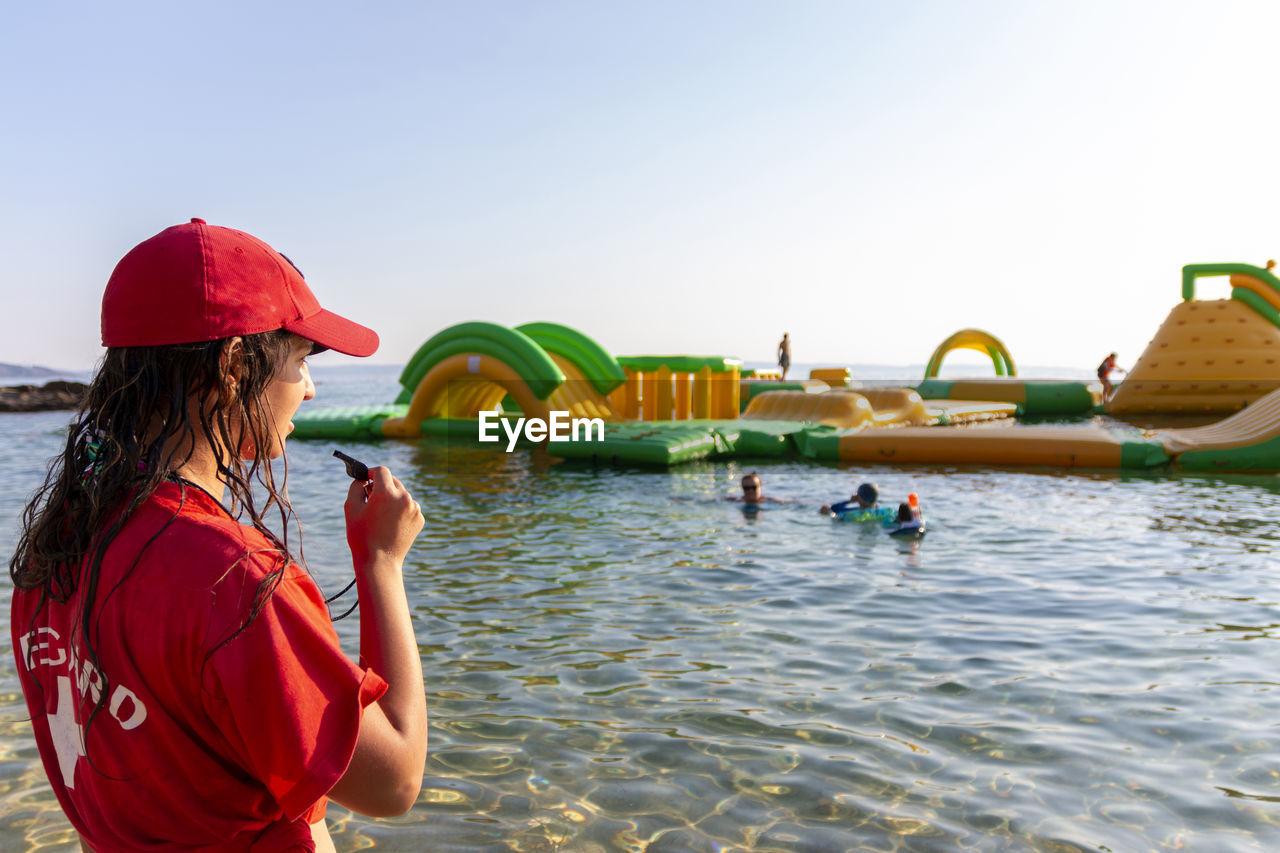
[10,330,304,743]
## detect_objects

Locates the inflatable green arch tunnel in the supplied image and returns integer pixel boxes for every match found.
[379,321,627,435]
[393,321,626,405]
[923,328,1016,379]
[514,322,628,397]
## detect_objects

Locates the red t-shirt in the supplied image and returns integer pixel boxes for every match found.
[11,481,388,851]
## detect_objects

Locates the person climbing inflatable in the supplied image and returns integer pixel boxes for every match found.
[1097,352,1125,402]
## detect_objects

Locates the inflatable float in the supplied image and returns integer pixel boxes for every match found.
[292,260,1280,473]
[1108,262,1280,415]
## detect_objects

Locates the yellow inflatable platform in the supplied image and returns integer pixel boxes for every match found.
[822,386,1280,471]
[827,423,1164,468]
[741,388,1016,429]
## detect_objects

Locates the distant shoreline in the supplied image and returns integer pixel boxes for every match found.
[0,362,66,375]
[0,380,87,412]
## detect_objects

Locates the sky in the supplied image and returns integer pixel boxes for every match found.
[3,1,1278,376]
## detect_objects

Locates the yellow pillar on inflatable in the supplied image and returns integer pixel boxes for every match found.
[691,367,712,419]
[674,371,692,419]
[709,367,741,418]
[654,366,674,421]
[640,371,658,421]
[619,370,642,419]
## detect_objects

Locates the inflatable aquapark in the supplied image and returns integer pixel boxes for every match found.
[293,261,1280,473]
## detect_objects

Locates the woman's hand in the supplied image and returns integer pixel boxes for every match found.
[343,467,423,571]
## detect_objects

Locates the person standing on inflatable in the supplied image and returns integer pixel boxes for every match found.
[1097,352,1126,402]
[9,219,428,851]
[777,333,791,380]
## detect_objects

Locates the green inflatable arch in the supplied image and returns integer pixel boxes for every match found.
[394,322,565,404]
[924,329,1016,379]
[514,322,626,396]
[1181,262,1280,300]
[1181,262,1280,330]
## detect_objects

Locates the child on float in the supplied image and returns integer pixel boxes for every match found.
[888,500,926,537]
[9,219,428,852]
[820,481,877,515]
[820,481,894,523]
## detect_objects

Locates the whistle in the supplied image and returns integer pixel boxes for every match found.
[333,450,370,482]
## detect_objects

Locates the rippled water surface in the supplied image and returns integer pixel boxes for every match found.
[2,365,1280,851]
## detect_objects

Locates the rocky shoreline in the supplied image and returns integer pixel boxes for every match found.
[0,380,88,412]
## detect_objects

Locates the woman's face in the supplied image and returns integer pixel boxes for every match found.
[247,336,316,460]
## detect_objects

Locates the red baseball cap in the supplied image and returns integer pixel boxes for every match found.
[101,218,379,357]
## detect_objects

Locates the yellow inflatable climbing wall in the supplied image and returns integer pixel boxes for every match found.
[1109,263,1280,416]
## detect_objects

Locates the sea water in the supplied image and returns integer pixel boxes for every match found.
[1,365,1279,851]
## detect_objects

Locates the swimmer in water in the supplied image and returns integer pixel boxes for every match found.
[820,482,879,516]
[731,472,792,508]
[888,500,926,536]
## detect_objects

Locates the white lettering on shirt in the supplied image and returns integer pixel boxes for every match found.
[18,629,149,786]
[18,626,66,668]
